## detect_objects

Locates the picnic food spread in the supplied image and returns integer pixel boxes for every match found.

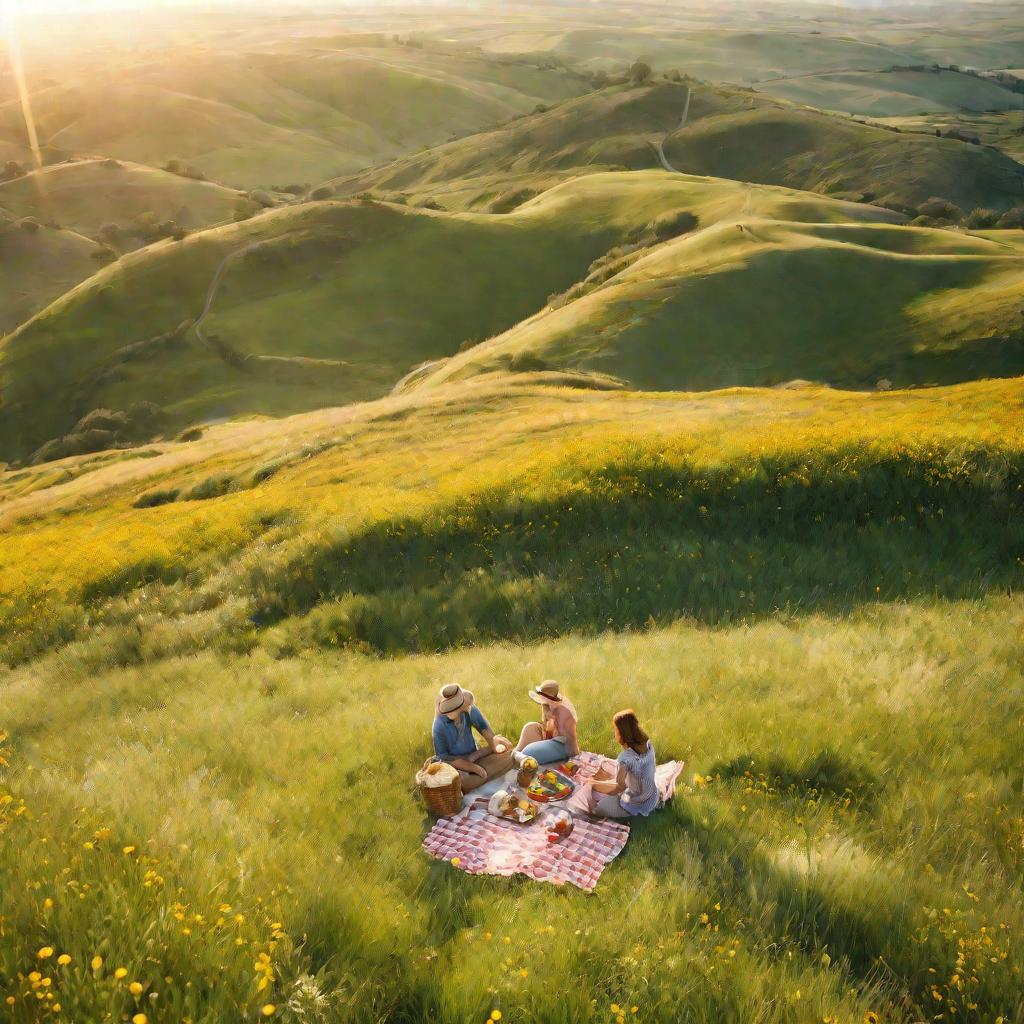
[526,768,574,802]
[488,789,539,824]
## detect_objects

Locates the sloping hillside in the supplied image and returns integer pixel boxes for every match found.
[757,68,1024,117]
[0,158,241,243]
[0,43,590,189]
[413,173,1024,393]
[0,212,99,336]
[332,82,1024,213]
[0,193,633,460]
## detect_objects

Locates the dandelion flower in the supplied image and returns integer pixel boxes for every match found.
[129,982,143,995]
[132,1015,147,1024]
[631,1007,639,1014]
[57,955,71,966]
[52,1004,61,1013]
[261,1005,276,1016]
[91,956,103,971]
[122,845,136,855]
[5,997,15,1006]
[114,967,128,980]
[451,857,461,866]
[490,1012,502,1022]
[43,898,54,909]
[38,947,54,960]
[611,1004,621,1014]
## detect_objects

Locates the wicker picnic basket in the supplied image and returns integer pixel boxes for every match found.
[417,758,463,817]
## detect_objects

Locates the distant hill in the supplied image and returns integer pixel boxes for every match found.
[0,212,99,336]
[0,43,590,190]
[757,68,1024,118]
[0,192,633,461]
[411,172,1024,395]
[0,158,241,245]
[331,82,1024,213]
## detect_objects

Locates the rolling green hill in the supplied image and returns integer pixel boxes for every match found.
[877,110,1024,162]
[0,192,634,461]
[0,212,100,336]
[0,42,590,190]
[413,172,1024,394]
[0,158,241,244]
[757,68,1024,118]
[331,82,1024,213]
[6,165,1022,464]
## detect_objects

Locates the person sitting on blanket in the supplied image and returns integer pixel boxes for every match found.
[432,683,514,793]
[588,708,659,818]
[511,679,580,765]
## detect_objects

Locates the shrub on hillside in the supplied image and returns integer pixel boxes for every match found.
[101,158,123,170]
[996,207,1024,229]
[233,198,260,222]
[184,474,235,501]
[966,208,1000,229]
[176,426,204,443]
[916,197,965,224]
[489,188,537,214]
[248,190,278,209]
[629,60,653,85]
[308,185,334,201]
[164,159,205,181]
[98,222,121,243]
[651,209,699,241]
[416,198,446,211]
[133,487,180,509]
[1,159,25,182]
[18,217,40,233]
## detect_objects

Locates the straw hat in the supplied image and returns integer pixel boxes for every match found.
[437,683,474,715]
[529,679,562,705]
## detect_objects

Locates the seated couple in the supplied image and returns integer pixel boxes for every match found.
[431,680,659,818]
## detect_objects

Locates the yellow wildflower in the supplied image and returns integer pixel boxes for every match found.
[129,981,143,995]
[114,967,128,980]
[57,954,71,966]
[132,1015,147,1024]
[91,955,103,971]
[262,1005,276,1017]
[37,947,54,960]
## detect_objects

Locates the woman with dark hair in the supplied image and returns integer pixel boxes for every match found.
[588,708,659,818]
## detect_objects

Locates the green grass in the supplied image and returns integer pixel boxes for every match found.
[0,374,1022,1023]
[0,158,241,244]
[876,110,1024,163]
[0,214,99,336]
[332,82,1024,214]
[756,68,1024,118]
[416,176,1024,393]
[0,41,590,190]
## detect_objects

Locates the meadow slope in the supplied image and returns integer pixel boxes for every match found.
[0,374,1022,1023]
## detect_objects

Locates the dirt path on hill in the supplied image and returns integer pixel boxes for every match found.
[193,240,266,346]
[652,85,691,173]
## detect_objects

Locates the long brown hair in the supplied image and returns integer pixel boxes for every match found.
[613,709,649,755]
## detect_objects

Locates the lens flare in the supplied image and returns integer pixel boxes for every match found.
[4,0,45,177]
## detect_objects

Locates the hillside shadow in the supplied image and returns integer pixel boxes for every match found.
[246,447,1024,654]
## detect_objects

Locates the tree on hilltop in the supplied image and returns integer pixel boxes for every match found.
[629,60,652,85]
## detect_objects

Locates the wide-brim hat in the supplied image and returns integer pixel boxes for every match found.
[529,679,562,705]
[438,683,474,715]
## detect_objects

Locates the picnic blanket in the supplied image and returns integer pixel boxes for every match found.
[421,752,684,891]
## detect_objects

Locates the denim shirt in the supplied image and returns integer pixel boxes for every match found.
[432,705,490,761]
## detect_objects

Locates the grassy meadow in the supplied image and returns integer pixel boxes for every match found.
[2,4,1024,1022]
[1,375,1023,1023]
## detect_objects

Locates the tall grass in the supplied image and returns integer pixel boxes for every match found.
[1,598,1021,1022]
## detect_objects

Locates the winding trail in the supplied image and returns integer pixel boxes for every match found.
[193,241,266,346]
[652,85,690,173]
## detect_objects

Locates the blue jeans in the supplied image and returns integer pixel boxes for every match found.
[521,738,569,764]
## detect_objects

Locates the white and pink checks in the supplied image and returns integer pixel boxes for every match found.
[421,752,631,891]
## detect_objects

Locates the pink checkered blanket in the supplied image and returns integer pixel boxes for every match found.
[421,752,683,892]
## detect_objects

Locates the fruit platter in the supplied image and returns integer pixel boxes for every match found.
[488,789,539,825]
[526,768,575,803]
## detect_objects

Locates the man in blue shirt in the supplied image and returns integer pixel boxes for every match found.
[432,683,513,793]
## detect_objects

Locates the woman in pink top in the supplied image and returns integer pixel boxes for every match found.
[512,680,580,765]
